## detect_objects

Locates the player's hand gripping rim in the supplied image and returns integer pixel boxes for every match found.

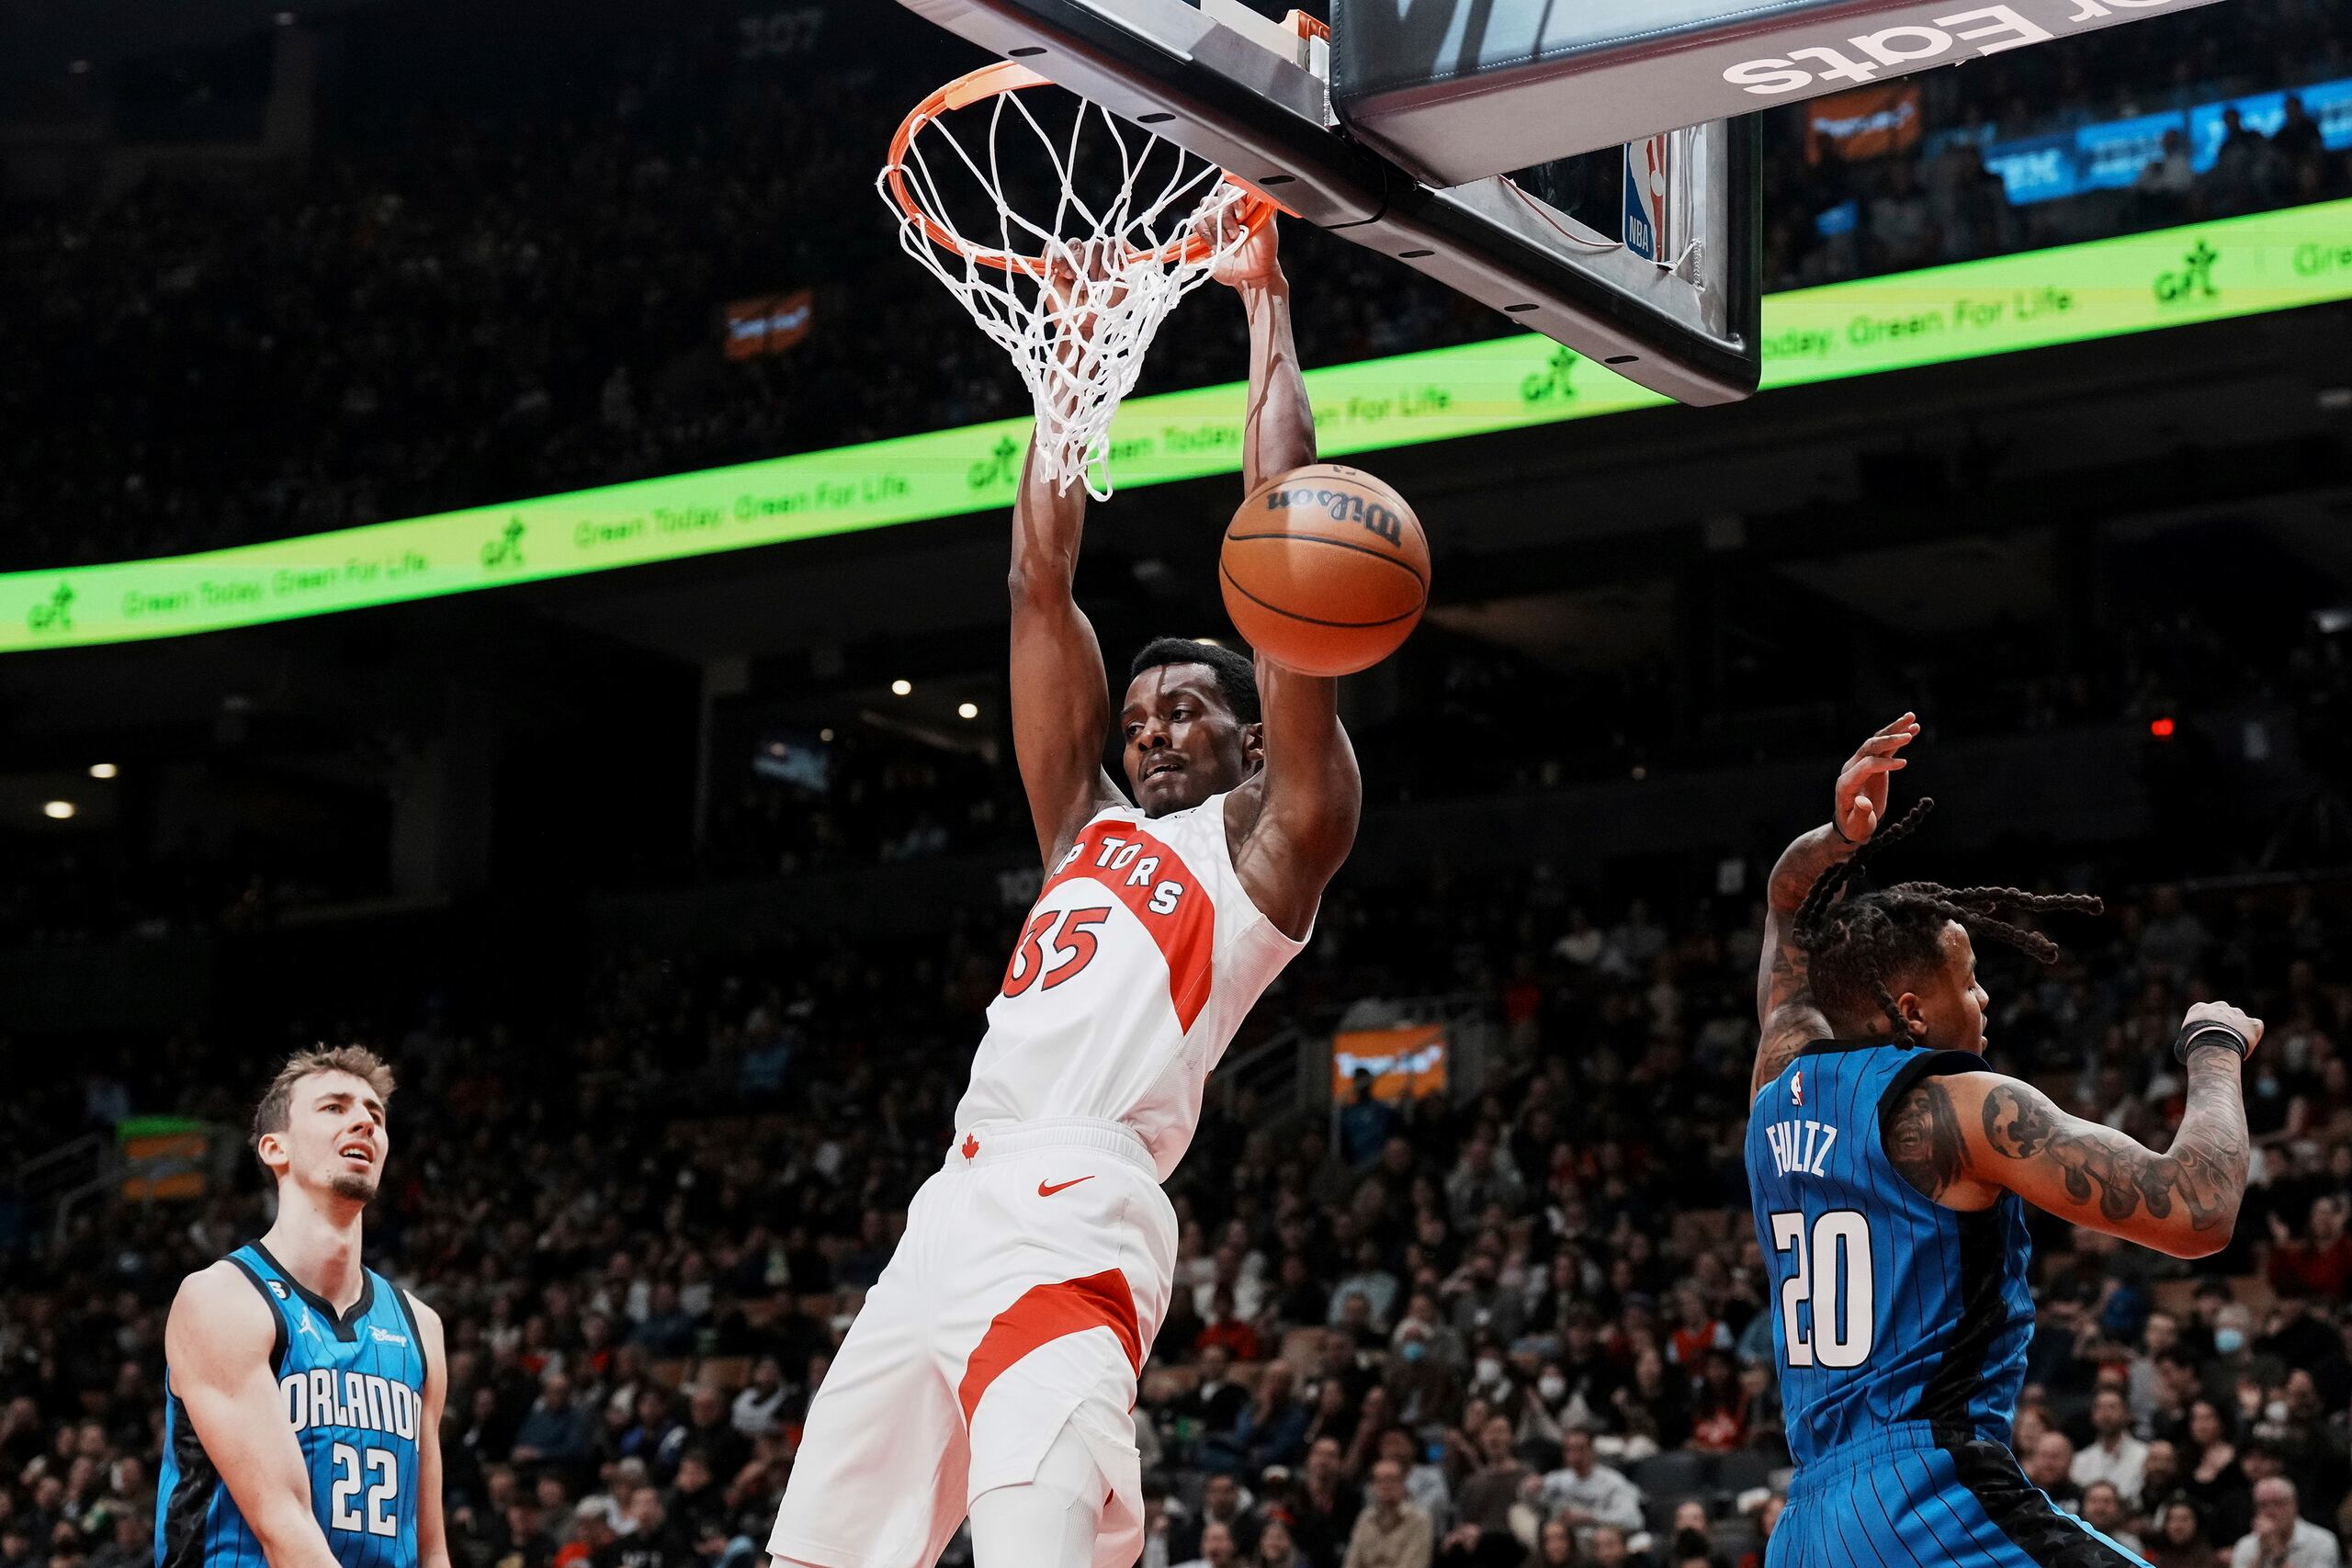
[1832,712,1921,844]
[1201,194,1282,289]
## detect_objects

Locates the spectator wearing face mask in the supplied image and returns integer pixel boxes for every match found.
[2204,1305,2287,1408]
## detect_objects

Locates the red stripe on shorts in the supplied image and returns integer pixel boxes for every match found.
[956,1269,1143,1424]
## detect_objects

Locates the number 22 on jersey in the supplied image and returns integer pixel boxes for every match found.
[1770,1210,1876,1369]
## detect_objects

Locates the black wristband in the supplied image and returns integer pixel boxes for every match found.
[2174,1021,2250,1065]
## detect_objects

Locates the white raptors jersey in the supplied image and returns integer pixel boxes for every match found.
[954,791,1309,1179]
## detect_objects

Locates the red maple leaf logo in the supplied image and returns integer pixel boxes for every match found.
[961,1134,980,1161]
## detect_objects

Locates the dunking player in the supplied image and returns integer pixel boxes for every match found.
[766,218,1358,1568]
[157,1047,447,1568]
[1747,717,2258,1566]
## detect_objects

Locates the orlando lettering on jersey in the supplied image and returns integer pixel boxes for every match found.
[157,1245,425,1568]
[279,1366,423,1439]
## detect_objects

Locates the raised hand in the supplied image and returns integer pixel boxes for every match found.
[1041,238,1126,349]
[2181,999,2264,1056]
[1833,713,1921,842]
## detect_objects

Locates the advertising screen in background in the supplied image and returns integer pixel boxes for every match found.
[1332,1023,1449,1104]
[119,1116,211,1201]
[1804,85,1923,164]
[1977,76,2352,205]
[5,198,2346,655]
[724,288,815,360]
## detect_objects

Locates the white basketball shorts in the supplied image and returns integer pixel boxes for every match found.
[767,1117,1177,1568]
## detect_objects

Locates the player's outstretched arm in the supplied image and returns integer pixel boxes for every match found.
[1009,246,1128,866]
[164,1266,345,1568]
[1009,434,1121,865]
[411,1294,453,1568]
[1217,216,1358,940]
[1889,1005,2257,1258]
[1752,714,1920,1097]
[1216,213,1313,491]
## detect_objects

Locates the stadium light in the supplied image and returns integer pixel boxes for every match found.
[43,800,75,819]
[891,679,912,696]
[88,762,118,779]
[2150,716,2177,739]
[958,703,979,720]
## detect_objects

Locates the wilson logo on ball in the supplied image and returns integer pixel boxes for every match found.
[1264,487,1405,547]
[1225,464,1428,678]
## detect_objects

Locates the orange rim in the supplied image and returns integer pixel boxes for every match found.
[884,60,1279,278]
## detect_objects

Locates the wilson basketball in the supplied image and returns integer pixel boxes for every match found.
[1219,464,1429,677]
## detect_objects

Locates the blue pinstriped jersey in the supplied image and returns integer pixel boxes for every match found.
[1746,1041,2037,1465]
[156,1245,426,1568]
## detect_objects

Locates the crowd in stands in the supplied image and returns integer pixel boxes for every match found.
[5,821,2351,1568]
[1762,0,2349,285]
[8,576,2348,950]
[0,0,2345,570]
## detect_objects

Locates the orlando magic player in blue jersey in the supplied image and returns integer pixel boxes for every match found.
[1747,716,2259,1568]
[158,1047,449,1568]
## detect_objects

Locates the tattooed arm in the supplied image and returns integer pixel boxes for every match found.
[1752,714,1920,1098]
[1883,1003,2262,1258]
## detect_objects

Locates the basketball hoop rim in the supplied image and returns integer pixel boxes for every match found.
[883,60,1281,278]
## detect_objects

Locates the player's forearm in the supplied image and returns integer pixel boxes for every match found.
[1975,1051,2248,1258]
[1238,274,1314,493]
[1255,660,1360,858]
[2148,1046,2250,1253]
[1009,435,1087,596]
[245,1498,346,1568]
[1766,823,1855,916]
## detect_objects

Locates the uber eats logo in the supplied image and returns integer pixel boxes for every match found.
[2154,240,2220,307]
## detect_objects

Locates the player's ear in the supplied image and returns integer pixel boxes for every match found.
[1893,989,1931,1040]
[1241,720,1265,767]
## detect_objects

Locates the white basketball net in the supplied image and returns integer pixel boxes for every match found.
[882,82,1259,500]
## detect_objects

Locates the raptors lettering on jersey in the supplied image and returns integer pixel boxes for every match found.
[955,795,1308,1179]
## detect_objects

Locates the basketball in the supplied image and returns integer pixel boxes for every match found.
[1219,464,1429,677]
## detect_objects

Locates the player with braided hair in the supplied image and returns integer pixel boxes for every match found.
[1745,716,2258,1568]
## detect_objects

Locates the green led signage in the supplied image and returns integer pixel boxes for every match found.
[7,198,2349,653]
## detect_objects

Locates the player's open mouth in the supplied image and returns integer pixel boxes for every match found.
[338,1143,374,1165]
[1143,760,1182,782]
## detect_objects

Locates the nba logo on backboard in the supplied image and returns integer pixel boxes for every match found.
[1790,1070,1804,1107]
[1623,133,1672,265]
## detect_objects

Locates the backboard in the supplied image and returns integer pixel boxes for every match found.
[1329,0,2229,185]
[900,0,1764,406]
